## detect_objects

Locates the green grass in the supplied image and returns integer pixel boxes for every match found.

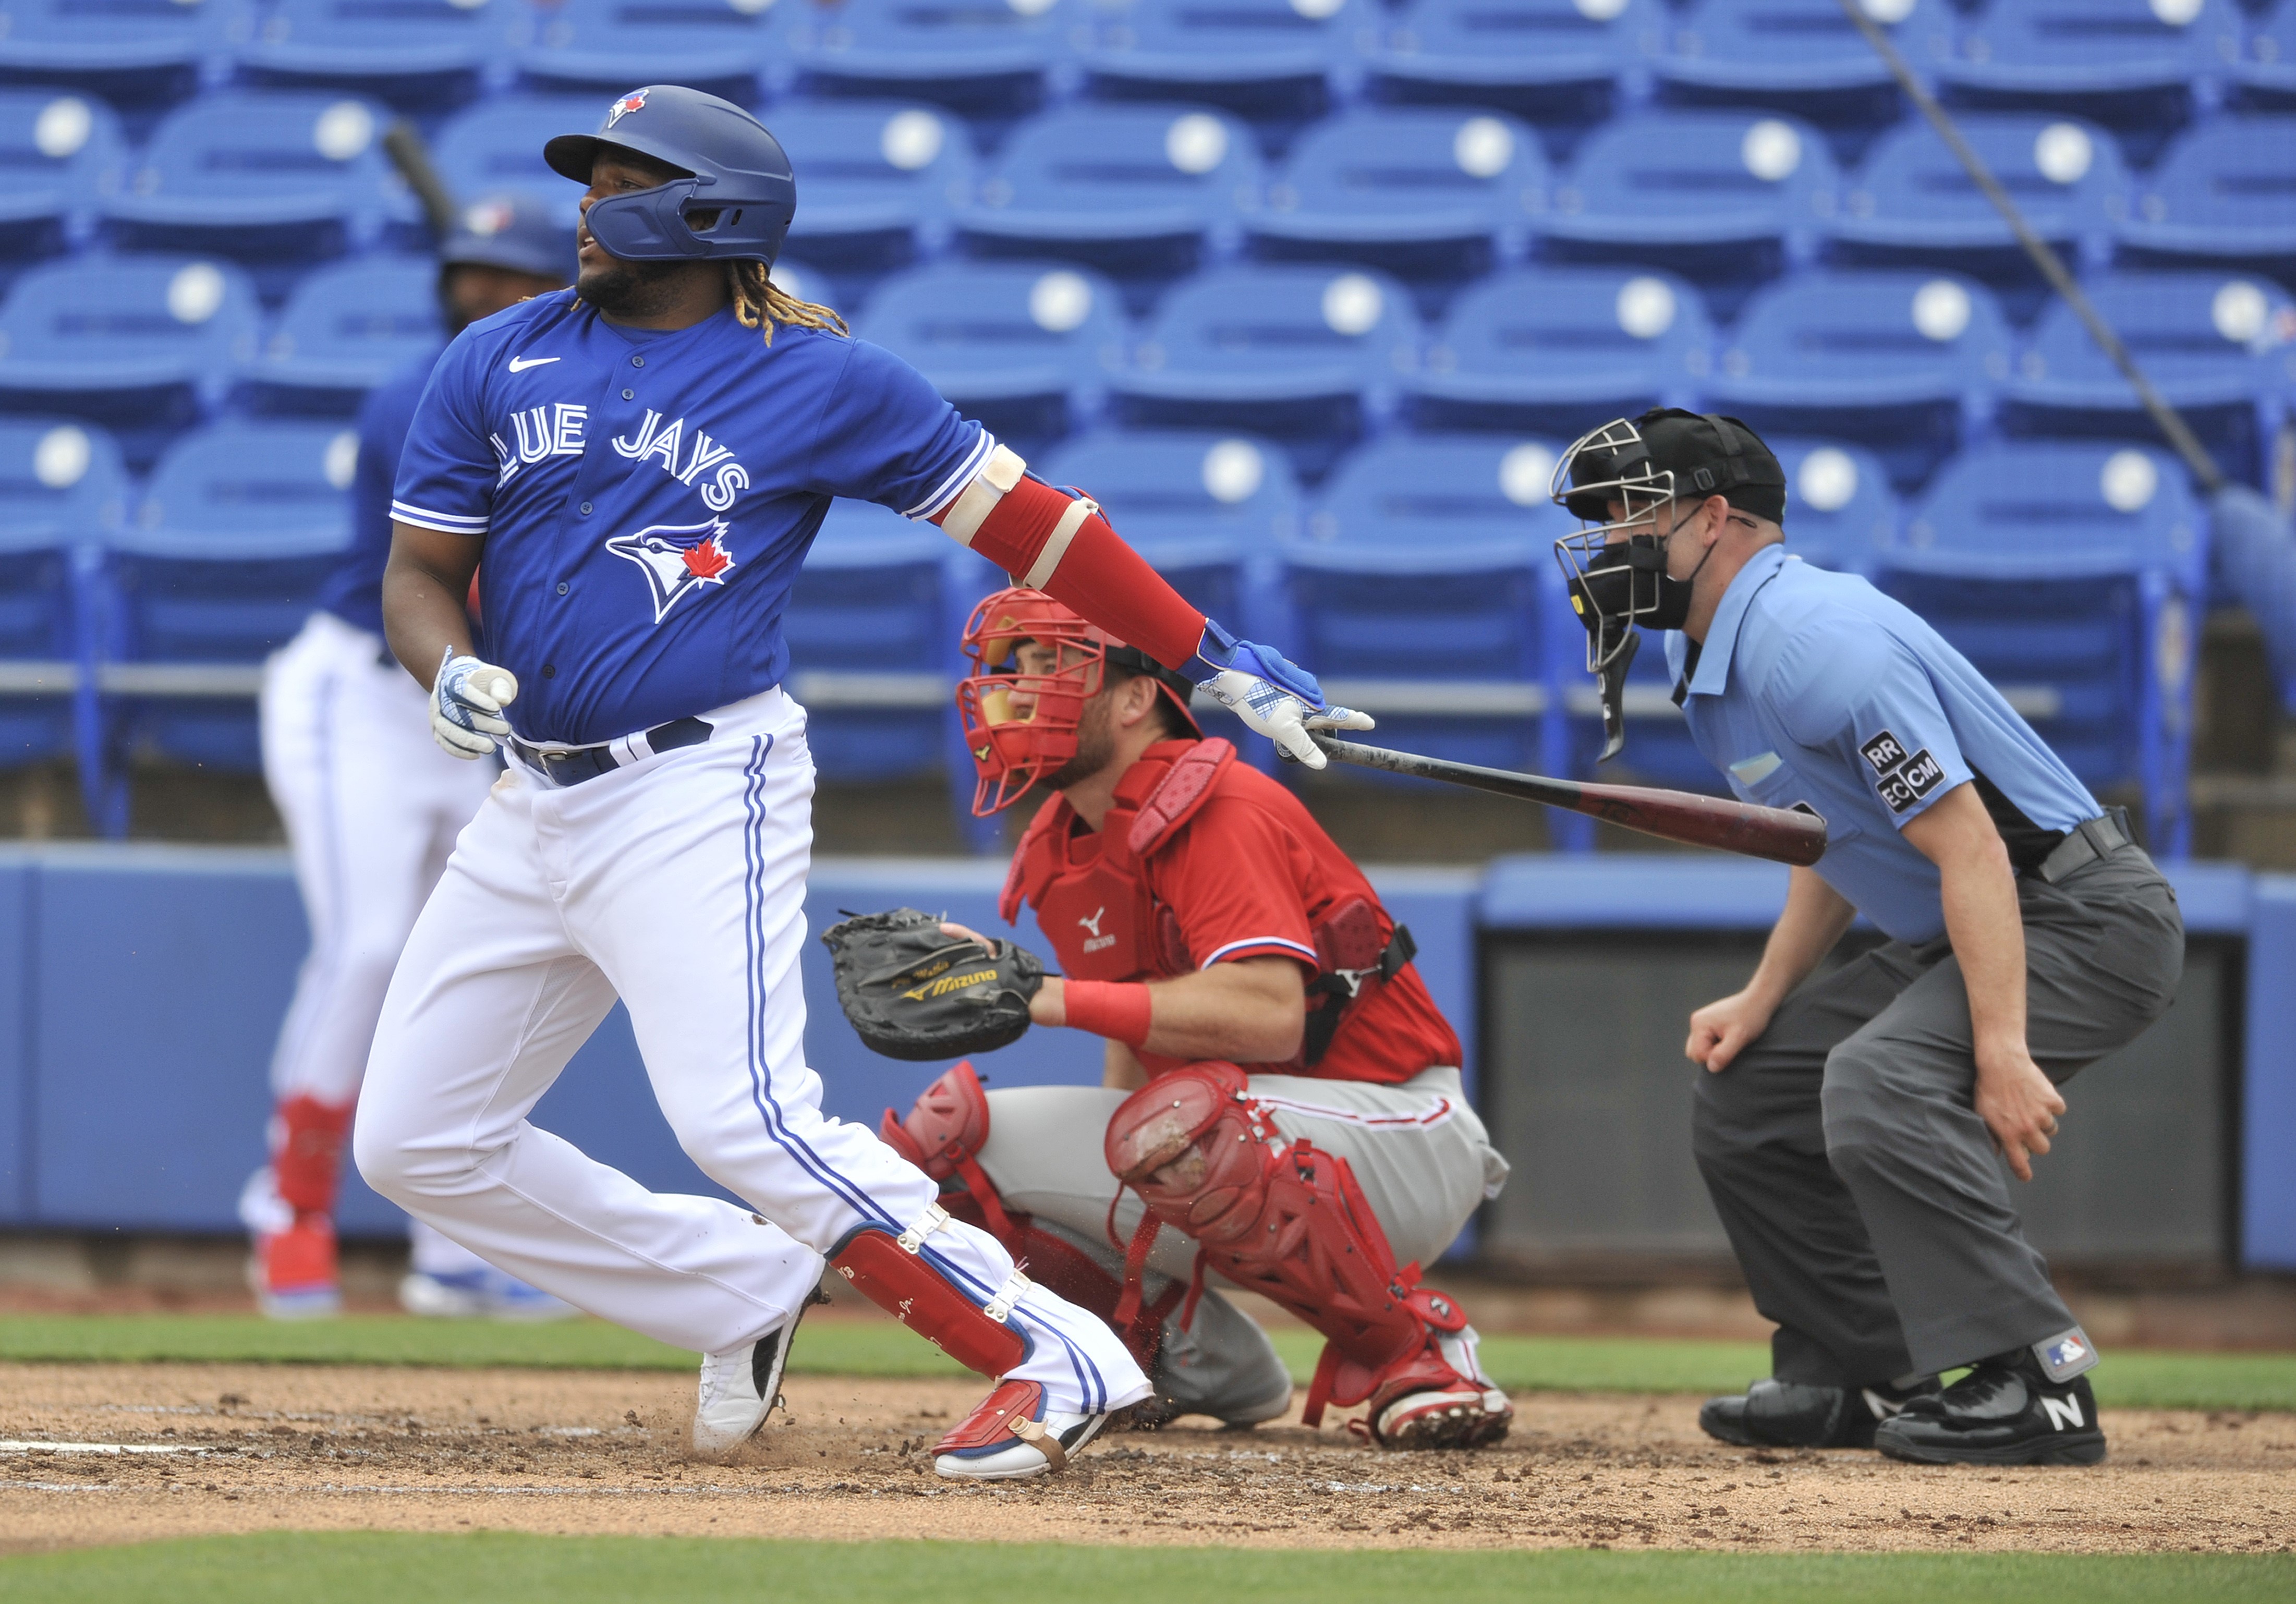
[0,1535,2287,1604]
[2,1315,2292,1412]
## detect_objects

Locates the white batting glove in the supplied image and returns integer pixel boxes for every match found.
[431,646,518,759]
[1187,621,1373,770]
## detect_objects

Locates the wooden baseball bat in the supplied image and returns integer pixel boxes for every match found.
[382,120,459,244]
[1308,735,1828,866]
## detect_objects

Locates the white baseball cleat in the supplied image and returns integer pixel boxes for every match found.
[931,1379,1121,1481]
[691,1298,809,1456]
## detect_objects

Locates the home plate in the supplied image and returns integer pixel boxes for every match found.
[0,1440,209,1455]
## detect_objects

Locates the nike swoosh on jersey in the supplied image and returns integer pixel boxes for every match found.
[507,356,561,372]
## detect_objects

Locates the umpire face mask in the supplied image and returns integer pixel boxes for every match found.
[1564,500,1718,665]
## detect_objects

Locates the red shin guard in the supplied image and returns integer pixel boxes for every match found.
[829,1220,1029,1378]
[1105,1061,1467,1426]
[273,1095,354,1217]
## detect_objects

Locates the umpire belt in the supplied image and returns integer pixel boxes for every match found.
[2035,807,2133,884]
[508,717,713,788]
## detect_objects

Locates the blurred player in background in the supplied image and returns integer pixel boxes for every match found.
[885,588,1513,1448]
[241,195,575,1320]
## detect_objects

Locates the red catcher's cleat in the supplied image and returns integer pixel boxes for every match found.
[1351,1328,1514,1451]
[251,1214,340,1320]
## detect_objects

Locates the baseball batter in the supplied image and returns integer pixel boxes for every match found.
[1551,410,2185,1466]
[354,84,1369,1479]
[244,194,572,1320]
[871,589,1512,1447]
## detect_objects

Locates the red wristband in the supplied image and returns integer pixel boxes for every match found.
[1059,979,1153,1047]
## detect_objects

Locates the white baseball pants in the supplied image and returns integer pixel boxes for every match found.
[355,687,1151,1414]
[256,611,498,1278]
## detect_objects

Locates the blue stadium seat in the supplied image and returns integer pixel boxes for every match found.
[99,92,416,288]
[82,420,356,830]
[1647,0,1955,133]
[238,0,506,111]
[1771,436,1898,575]
[1407,265,1714,435]
[786,494,994,848]
[1108,264,1420,477]
[785,0,1070,119]
[1880,441,2207,855]
[0,90,123,259]
[768,100,975,275]
[433,95,598,230]
[2232,0,2296,111]
[955,103,1260,283]
[1364,0,1652,130]
[514,0,780,100]
[855,261,1123,447]
[0,254,259,465]
[1934,0,2245,162]
[0,0,246,111]
[0,420,126,771]
[1040,428,1301,626]
[1540,111,1839,313]
[1703,270,2013,490]
[1826,113,2130,319]
[238,253,439,416]
[2001,270,2289,488]
[1244,106,1547,281]
[1075,0,1375,125]
[2116,116,2296,280]
[1279,432,1572,781]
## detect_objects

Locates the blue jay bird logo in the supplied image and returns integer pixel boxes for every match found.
[605,517,737,623]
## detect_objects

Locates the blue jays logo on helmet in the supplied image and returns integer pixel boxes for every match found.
[543,84,796,266]
[606,517,737,623]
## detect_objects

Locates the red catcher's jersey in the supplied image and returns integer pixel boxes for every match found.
[1025,748,1462,1086]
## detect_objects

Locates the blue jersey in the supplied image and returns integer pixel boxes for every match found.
[393,290,990,745]
[1666,545,2100,944]
[319,343,444,638]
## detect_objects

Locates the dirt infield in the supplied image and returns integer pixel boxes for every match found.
[2,1363,2290,1557]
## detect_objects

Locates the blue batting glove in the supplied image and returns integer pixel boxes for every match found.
[1187,620,1374,769]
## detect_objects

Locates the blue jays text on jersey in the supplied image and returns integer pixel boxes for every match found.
[392,289,993,746]
[1665,544,2101,945]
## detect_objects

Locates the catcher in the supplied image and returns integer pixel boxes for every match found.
[823,588,1513,1448]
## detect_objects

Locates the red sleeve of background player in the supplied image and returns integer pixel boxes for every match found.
[930,448,1205,669]
[1150,796,1320,974]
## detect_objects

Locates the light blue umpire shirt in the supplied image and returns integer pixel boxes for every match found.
[1663,544,2101,945]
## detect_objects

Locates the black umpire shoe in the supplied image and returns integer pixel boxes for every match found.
[1698,1375,1938,1449]
[1874,1347,2106,1466]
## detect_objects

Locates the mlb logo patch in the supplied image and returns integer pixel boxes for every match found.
[2035,1327,2097,1382]
[606,88,649,128]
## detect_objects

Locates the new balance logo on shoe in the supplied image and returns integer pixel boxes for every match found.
[2039,1394,2086,1431]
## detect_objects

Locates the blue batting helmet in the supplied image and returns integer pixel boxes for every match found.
[440,191,571,281]
[543,84,795,266]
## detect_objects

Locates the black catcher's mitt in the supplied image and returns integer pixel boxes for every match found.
[821,908,1046,1062]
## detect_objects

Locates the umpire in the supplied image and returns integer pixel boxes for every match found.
[1550,411,2183,1466]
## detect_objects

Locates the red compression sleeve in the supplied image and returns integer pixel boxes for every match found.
[1060,980,1154,1047]
[939,477,1206,669]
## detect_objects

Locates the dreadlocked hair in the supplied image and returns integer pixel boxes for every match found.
[726,259,848,344]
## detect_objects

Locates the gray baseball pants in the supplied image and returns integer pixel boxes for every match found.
[970,1066,1510,1421]
[1691,846,2184,1385]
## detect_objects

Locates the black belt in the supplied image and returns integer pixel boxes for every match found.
[509,716,713,788]
[2035,807,2133,884]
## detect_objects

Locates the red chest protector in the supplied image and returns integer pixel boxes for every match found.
[999,738,1231,983]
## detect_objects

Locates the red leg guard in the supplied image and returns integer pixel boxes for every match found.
[1106,1062,1472,1427]
[272,1095,354,1217]
[828,1216,1029,1378]
[886,1062,1177,1367]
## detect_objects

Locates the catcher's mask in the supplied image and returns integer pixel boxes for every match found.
[956,587,1203,816]
[1549,416,1683,674]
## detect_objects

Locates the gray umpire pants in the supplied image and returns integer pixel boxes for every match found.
[1691,845,2183,1386]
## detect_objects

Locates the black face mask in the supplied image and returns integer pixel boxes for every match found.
[1568,524,1714,639]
